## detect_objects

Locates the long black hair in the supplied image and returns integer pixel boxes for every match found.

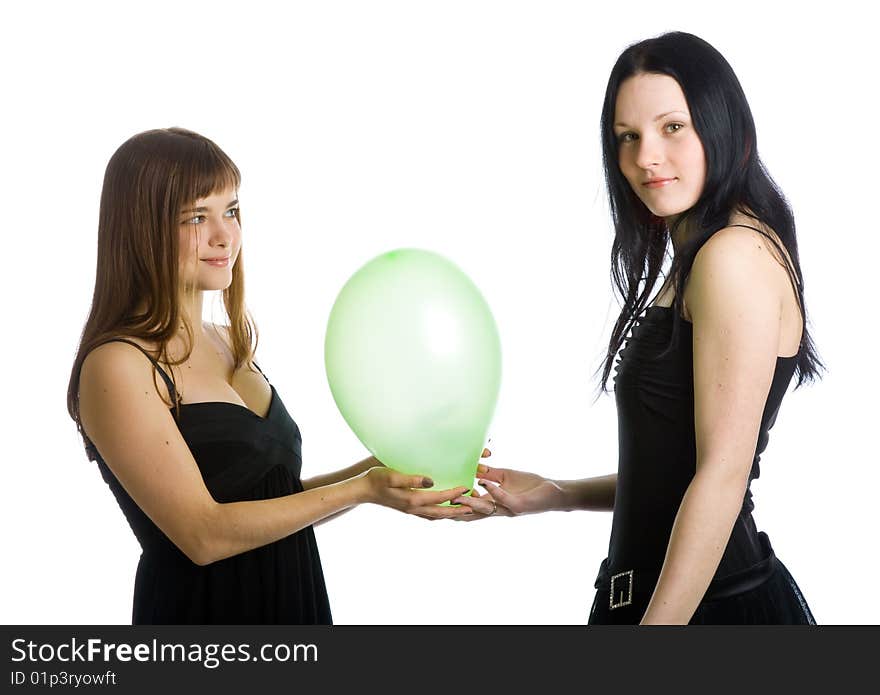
[597,31,823,392]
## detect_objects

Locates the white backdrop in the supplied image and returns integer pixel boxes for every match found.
[2,1,875,625]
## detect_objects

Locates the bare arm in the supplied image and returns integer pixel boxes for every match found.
[456,464,617,517]
[640,227,783,624]
[79,343,468,566]
[556,474,617,512]
[301,456,384,526]
[302,457,379,491]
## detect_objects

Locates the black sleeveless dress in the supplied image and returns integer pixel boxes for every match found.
[86,339,332,625]
[588,306,815,624]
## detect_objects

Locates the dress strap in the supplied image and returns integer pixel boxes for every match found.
[99,338,179,405]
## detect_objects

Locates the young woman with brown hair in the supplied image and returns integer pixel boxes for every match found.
[67,127,472,624]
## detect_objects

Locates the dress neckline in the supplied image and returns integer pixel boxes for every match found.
[171,383,277,421]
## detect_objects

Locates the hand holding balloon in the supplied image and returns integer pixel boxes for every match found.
[451,460,567,520]
[353,465,474,519]
[325,249,502,500]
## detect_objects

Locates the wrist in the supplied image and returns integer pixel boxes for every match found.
[346,470,373,505]
[552,479,577,512]
[357,455,382,476]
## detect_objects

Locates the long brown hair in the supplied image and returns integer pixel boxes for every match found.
[67,127,259,461]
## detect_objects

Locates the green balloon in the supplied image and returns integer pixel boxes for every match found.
[325,248,502,499]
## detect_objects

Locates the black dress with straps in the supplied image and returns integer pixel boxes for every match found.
[588,301,816,625]
[86,339,332,624]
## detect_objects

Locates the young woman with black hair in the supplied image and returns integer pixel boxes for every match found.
[451,32,821,625]
[67,128,474,624]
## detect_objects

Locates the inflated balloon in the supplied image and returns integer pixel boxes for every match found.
[325,248,501,499]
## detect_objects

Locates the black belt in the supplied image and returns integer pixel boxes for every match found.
[594,531,778,611]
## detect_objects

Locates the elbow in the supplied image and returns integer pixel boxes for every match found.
[178,534,216,566]
[189,544,215,567]
[178,506,222,566]
[692,463,751,503]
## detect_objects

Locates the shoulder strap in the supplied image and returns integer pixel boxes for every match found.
[99,338,179,405]
[251,361,273,386]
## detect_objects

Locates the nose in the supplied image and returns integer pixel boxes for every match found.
[634,133,664,171]
[205,215,234,249]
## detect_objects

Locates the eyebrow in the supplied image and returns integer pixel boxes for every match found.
[613,111,688,128]
[181,198,239,214]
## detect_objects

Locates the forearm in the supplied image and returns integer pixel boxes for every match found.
[640,468,748,625]
[197,476,366,565]
[302,455,379,491]
[555,474,617,512]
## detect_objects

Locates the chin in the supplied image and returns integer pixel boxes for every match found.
[644,201,691,219]
[197,281,233,292]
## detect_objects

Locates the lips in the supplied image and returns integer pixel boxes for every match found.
[643,177,676,188]
[201,256,230,262]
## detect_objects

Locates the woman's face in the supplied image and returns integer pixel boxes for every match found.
[613,73,706,219]
[178,185,241,290]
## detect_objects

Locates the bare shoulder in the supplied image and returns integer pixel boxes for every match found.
[685,225,785,321]
[79,339,168,412]
[696,223,778,263]
[701,220,794,275]
[81,338,153,386]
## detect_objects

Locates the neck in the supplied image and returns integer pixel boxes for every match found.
[665,214,690,256]
[129,290,215,356]
[177,289,209,346]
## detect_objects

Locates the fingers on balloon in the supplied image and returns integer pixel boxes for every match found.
[481,448,492,458]
[477,467,503,483]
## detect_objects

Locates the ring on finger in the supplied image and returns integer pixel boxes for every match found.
[486,499,497,516]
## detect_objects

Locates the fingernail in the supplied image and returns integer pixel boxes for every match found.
[422,478,434,488]
[478,481,487,487]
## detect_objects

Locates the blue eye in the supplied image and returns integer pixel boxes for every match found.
[181,208,239,225]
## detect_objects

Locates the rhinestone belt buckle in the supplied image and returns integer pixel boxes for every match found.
[609,569,634,610]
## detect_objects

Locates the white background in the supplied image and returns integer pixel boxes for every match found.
[2,1,876,625]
